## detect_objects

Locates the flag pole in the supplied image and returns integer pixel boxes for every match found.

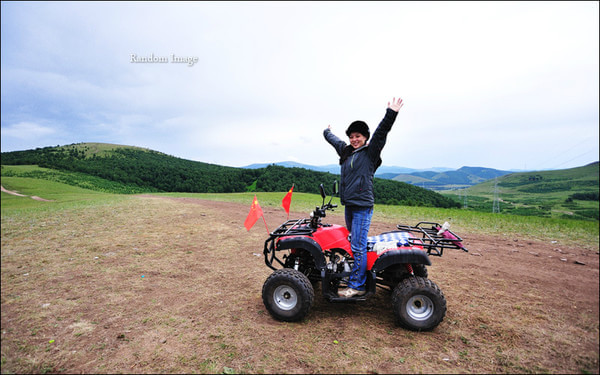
[288,183,294,220]
[261,215,270,235]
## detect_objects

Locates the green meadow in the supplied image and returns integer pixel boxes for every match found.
[2,170,598,250]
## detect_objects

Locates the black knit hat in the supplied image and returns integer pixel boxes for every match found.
[345,121,370,140]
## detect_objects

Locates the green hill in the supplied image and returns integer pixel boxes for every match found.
[1,143,460,209]
[443,162,599,221]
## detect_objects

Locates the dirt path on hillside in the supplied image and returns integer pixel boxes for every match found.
[1,185,54,201]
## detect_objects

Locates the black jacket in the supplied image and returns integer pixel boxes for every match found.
[324,108,398,207]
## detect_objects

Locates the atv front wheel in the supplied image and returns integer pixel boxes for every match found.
[392,276,446,331]
[262,268,314,322]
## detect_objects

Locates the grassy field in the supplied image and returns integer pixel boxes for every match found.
[157,191,599,250]
[2,178,599,374]
[3,174,597,251]
[1,165,154,194]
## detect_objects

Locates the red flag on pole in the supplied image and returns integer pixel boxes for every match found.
[244,195,266,232]
[281,184,294,219]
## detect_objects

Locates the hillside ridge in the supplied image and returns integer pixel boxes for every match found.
[1,143,460,209]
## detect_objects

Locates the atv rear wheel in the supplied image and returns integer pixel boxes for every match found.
[392,276,446,331]
[262,268,314,322]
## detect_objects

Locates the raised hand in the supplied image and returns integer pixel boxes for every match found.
[388,97,404,112]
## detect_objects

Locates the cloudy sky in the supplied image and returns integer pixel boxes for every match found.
[1,1,598,171]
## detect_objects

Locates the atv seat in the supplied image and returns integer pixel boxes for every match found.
[367,232,411,253]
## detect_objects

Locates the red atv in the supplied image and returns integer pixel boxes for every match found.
[262,183,468,331]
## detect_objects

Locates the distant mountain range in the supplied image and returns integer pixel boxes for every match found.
[243,161,515,190]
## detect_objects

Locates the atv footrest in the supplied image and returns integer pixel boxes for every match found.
[325,292,368,303]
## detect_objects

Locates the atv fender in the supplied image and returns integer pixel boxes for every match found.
[276,237,327,271]
[371,249,431,273]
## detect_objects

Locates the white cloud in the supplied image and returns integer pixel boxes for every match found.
[1,121,56,140]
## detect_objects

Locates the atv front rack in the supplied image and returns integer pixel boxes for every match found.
[395,222,468,256]
[269,218,315,237]
[263,218,314,270]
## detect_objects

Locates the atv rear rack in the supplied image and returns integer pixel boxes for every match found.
[395,221,468,256]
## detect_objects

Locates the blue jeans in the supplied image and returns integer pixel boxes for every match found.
[344,205,373,291]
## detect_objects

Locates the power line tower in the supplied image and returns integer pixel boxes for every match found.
[457,189,468,209]
[492,177,500,213]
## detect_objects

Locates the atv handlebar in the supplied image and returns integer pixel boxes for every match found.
[310,202,337,228]
[311,183,339,228]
